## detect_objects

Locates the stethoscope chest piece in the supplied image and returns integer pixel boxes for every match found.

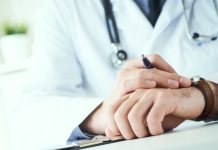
[110,43,128,68]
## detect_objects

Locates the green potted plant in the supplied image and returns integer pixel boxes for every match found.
[0,22,30,63]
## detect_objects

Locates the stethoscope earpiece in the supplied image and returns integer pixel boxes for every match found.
[192,32,200,40]
[211,37,217,41]
[182,0,218,44]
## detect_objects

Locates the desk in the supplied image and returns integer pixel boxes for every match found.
[86,122,218,150]
[0,90,9,150]
[0,70,28,150]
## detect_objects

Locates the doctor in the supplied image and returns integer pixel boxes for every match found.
[11,0,218,149]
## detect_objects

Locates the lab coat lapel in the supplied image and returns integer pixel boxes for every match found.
[151,0,193,42]
[110,0,194,56]
[111,0,154,57]
[111,0,153,31]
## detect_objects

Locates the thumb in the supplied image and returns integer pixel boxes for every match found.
[123,54,176,73]
[147,54,177,73]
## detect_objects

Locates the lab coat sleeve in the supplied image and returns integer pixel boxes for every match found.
[10,0,103,149]
[68,126,93,142]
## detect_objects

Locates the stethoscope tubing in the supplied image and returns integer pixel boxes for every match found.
[103,0,218,68]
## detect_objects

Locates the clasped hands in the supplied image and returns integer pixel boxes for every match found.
[80,54,205,140]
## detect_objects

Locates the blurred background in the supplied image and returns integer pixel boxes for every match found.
[0,0,45,64]
[0,0,45,149]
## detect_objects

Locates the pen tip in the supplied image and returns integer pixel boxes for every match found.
[142,54,145,58]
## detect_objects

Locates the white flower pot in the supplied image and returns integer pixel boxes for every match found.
[0,34,30,63]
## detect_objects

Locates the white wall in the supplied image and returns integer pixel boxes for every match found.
[0,0,11,35]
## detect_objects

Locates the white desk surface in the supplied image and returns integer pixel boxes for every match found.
[87,121,218,150]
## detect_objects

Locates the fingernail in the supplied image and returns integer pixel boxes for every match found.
[168,79,179,88]
[145,80,156,87]
[180,77,191,86]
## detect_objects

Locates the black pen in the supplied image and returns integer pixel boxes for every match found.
[142,54,154,69]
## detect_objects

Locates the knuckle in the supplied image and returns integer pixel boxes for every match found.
[145,89,156,96]
[135,69,144,79]
[134,89,144,96]
[146,71,155,80]
[156,91,165,100]
[128,111,142,127]
[147,112,159,126]
[114,110,125,121]
[114,112,119,121]
[127,112,136,123]
[128,114,148,138]
[147,115,154,125]
[128,89,143,101]
[142,70,154,80]
[156,95,167,106]
[108,124,119,136]
[167,72,179,79]
[134,78,144,88]
[155,97,162,105]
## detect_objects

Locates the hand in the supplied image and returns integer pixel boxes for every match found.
[80,54,191,135]
[105,87,205,139]
[111,54,191,99]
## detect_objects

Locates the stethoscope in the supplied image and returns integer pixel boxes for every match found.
[182,0,218,44]
[102,0,218,69]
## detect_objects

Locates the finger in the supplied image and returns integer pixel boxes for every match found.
[107,94,130,135]
[113,90,145,139]
[147,100,166,136]
[146,54,191,87]
[122,54,176,73]
[122,54,191,88]
[107,120,121,138]
[105,128,118,139]
[147,53,176,73]
[128,93,153,138]
[114,97,138,139]
[105,128,124,140]
[122,58,145,69]
[140,69,191,88]
[123,78,156,94]
[123,69,190,93]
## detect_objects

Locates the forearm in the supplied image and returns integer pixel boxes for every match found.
[80,102,107,135]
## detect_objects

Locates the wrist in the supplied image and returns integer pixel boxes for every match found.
[80,102,106,135]
[191,77,215,121]
[189,86,205,119]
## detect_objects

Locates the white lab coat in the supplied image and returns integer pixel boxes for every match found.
[10,0,218,149]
